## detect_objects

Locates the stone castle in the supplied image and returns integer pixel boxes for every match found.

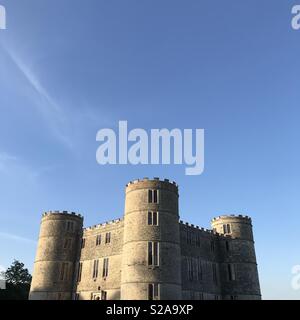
[29,178,261,300]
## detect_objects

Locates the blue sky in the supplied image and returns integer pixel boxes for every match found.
[0,0,299,299]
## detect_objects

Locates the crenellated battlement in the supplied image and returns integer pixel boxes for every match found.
[31,177,261,300]
[211,214,252,223]
[126,177,178,188]
[83,218,123,231]
[42,210,83,219]
[179,220,214,234]
[179,220,235,239]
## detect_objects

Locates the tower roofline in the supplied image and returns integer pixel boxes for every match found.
[42,210,83,219]
[126,177,178,188]
[211,214,252,223]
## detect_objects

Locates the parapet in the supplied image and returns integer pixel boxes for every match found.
[126,177,178,187]
[83,218,123,231]
[179,220,214,235]
[211,214,252,223]
[42,210,83,219]
[179,220,235,240]
[211,214,254,240]
[126,177,178,193]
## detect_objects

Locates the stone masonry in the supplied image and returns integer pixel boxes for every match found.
[29,178,261,300]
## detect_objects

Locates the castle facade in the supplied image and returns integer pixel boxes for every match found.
[29,178,261,300]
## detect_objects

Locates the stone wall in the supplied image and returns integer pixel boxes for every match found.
[76,219,124,300]
[29,179,261,300]
[29,211,83,300]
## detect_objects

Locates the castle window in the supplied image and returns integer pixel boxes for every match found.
[148,211,152,224]
[63,238,72,249]
[101,291,107,300]
[148,283,159,300]
[96,234,101,246]
[77,262,83,282]
[102,258,109,277]
[223,224,231,234]
[148,242,159,266]
[228,264,236,281]
[148,242,152,265]
[227,224,231,233]
[192,258,199,280]
[81,238,86,248]
[148,190,153,203]
[225,241,230,252]
[186,257,193,280]
[148,190,159,203]
[66,221,74,232]
[212,263,218,284]
[148,212,159,225]
[197,258,203,281]
[153,242,159,266]
[105,232,111,244]
[214,295,219,300]
[153,190,158,203]
[153,211,158,225]
[60,263,69,281]
[92,259,99,278]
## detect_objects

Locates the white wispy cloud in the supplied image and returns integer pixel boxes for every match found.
[2,45,74,149]
[0,43,115,155]
[0,232,36,244]
[0,151,55,182]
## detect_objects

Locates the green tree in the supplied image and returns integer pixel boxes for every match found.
[5,260,32,285]
[0,260,32,300]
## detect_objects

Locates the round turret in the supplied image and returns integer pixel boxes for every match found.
[120,178,182,300]
[211,215,261,300]
[211,215,253,240]
[29,211,83,300]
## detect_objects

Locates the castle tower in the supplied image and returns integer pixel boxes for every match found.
[211,215,261,300]
[29,211,83,300]
[121,178,182,300]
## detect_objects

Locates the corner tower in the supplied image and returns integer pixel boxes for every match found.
[211,215,261,300]
[29,211,83,300]
[121,178,182,300]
